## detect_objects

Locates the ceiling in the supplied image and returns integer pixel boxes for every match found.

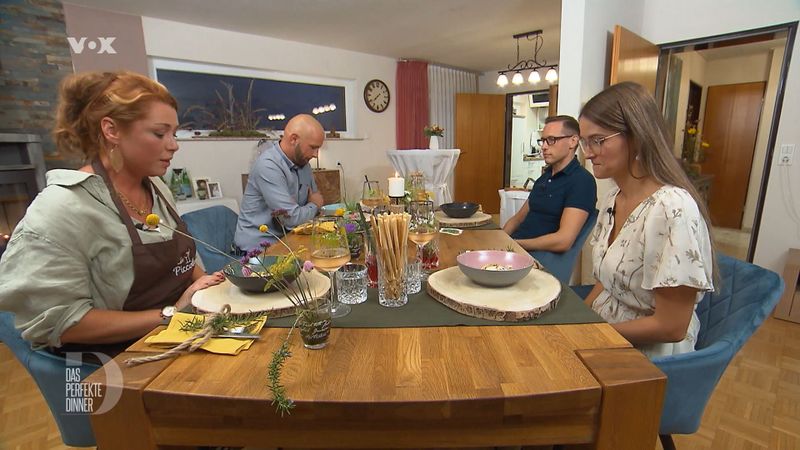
[63,0,563,73]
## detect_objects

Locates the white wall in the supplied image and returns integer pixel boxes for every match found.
[141,17,398,206]
[558,0,646,283]
[705,53,770,86]
[744,45,785,231]
[639,0,800,274]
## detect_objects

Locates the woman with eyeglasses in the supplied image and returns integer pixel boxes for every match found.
[579,82,716,358]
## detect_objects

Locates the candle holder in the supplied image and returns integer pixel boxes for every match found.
[388,198,405,214]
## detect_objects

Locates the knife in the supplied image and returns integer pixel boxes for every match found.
[215,334,262,340]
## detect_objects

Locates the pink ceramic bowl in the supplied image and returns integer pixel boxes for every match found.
[456,250,535,287]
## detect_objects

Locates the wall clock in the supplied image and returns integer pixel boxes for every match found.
[364,79,390,113]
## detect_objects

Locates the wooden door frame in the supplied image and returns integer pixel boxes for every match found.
[655,21,798,262]
[503,89,550,187]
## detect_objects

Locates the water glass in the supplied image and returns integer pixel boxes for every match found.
[336,263,368,305]
[406,260,421,294]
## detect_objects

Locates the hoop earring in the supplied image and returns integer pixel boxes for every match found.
[109,144,124,173]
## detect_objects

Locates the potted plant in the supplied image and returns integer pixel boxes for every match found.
[424,124,444,150]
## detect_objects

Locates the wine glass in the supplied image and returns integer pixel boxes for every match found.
[311,216,352,318]
[361,181,384,211]
[408,200,438,277]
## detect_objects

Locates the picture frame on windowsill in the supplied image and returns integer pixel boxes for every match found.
[194,178,210,200]
[207,181,223,199]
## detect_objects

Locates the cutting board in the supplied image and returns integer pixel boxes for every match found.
[192,270,331,316]
[426,267,561,322]
[435,211,493,228]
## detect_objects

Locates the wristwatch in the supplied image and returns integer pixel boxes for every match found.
[160,305,177,321]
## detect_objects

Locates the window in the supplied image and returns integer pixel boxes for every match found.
[151,59,355,137]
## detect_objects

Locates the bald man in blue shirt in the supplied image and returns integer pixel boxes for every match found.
[235,114,325,251]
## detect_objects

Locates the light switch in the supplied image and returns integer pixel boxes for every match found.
[779,144,795,166]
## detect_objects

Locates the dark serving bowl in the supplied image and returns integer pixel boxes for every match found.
[223,256,300,293]
[440,202,480,219]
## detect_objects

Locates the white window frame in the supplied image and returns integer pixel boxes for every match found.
[149,57,357,138]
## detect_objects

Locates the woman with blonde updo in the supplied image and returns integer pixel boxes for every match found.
[0,71,223,357]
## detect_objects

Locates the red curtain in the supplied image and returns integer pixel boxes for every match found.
[395,61,429,149]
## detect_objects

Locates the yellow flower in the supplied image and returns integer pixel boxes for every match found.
[334,208,345,217]
[687,128,697,135]
[701,141,710,148]
[259,224,269,233]
[145,213,160,227]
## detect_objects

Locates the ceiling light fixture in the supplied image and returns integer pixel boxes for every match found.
[496,29,558,88]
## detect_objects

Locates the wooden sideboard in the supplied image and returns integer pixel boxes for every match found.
[313,168,341,204]
[240,168,341,204]
[775,248,800,323]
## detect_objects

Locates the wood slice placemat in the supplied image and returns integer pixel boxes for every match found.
[426,266,561,322]
[435,211,493,228]
[192,270,331,316]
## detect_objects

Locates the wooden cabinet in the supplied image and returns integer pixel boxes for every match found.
[775,248,800,323]
[312,169,341,204]
[240,168,341,204]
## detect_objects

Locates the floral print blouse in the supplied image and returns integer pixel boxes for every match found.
[590,185,714,358]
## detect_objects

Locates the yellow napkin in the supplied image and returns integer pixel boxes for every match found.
[144,312,267,355]
[293,221,336,235]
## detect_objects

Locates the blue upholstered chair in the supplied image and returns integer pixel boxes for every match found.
[0,312,99,447]
[653,255,783,449]
[181,205,240,272]
[570,254,784,449]
[531,208,598,283]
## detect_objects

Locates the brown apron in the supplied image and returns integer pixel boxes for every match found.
[51,160,196,361]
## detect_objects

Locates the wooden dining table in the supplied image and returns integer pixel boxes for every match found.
[86,229,665,449]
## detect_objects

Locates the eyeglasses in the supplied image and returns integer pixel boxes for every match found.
[578,131,623,154]
[536,135,574,146]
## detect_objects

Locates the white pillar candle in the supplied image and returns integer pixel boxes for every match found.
[388,173,405,197]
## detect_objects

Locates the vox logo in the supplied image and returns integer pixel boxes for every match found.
[67,37,117,54]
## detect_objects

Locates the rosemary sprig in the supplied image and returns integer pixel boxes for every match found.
[267,316,301,416]
[179,310,266,334]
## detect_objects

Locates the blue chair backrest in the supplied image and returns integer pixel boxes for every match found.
[531,208,598,283]
[0,312,99,447]
[652,254,784,435]
[181,205,239,272]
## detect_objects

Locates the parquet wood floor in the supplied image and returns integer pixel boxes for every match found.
[1,317,798,450]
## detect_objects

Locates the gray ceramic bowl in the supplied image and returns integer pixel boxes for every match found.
[223,256,300,293]
[456,250,535,287]
[440,202,479,218]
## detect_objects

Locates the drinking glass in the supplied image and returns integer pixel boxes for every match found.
[311,216,351,318]
[408,200,438,280]
[336,263,368,304]
[361,181,384,211]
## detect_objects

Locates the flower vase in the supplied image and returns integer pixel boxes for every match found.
[348,232,364,258]
[297,301,332,349]
[429,135,439,150]
[421,236,440,271]
[364,243,378,288]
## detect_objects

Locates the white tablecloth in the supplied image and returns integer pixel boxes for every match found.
[176,197,240,216]
[386,149,460,207]
[498,189,530,227]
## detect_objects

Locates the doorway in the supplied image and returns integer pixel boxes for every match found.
[659,24,795,261]
[504,89,550,189]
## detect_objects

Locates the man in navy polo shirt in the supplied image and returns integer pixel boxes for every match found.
[503,115,596,252]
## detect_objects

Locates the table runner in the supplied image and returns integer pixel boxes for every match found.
[267,282,603,327]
